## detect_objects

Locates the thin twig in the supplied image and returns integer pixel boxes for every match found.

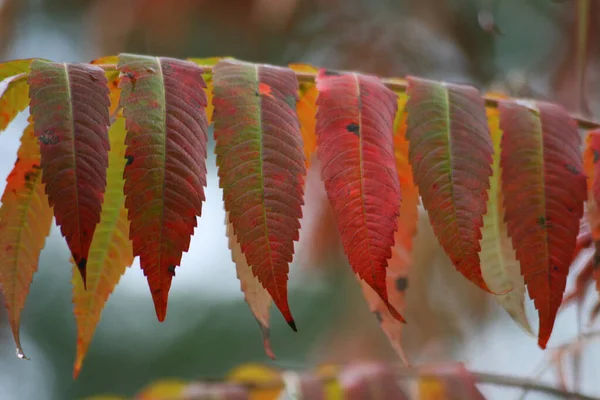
[94,63,600,130]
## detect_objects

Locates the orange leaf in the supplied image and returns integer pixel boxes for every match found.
[0,120,53,358]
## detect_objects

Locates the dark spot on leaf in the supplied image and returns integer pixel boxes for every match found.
[5,245,13,251]
[346,123,360,136]
[564,164,582,176]
[39,128,58,145]
[167,265,176,275]
[77,258,87,272]
[323,69,340,76]
[255,91,259,97]
[32,164,40,169]
[24,171,35,182]
[594,150,599,163]
[373,311,383,323]
[537,216,546,228]
[395,277,408,291]
[594,253,600,269]
[552,265,558,272]
[152,288,161,294]
[568,207,573,212]
[125,155,134,166]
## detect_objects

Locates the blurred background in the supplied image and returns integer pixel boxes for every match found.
[0,0,599,399]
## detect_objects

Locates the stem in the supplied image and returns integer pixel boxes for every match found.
[95,63,600,130]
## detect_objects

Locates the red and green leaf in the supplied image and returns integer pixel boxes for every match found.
[315,69,403,321]
[499,100,586,348]
[479,108,532,334]
[226,212,274,359]
[72,117,134,378]
[0,120,53,358]
[213,59,305,329]
[405,77,493,292]
[118,53,208,321]
[28,60,111,286]
[0,59,40,131]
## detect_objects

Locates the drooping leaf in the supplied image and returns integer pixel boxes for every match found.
[213,60,305,329]
[91,56,121,118]
[118,53,209,321]
[359,224,412,363]
[0,59,39,131]
[405,76,493,292]
[0,120,53,359]
[72,117,134,378]
[188,56,232,123]
[315,69,402,321]
[226,212,274,360]
[479,108,532,335]
[28,60,111,286]
[499,100,586,349]
[289,63,318,168]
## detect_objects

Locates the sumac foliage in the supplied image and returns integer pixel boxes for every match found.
[0,54,598,375]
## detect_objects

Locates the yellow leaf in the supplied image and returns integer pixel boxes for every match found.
[72,117,134,377]
[227,363,282,400]
[226,212,274,359]
[136,379,187,399]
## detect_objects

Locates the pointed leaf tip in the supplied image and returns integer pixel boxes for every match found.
[117,54,209,321]
[287,319,298,332]
[315,70,402,317]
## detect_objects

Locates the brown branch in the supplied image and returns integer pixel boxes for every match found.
[95,62,600,130]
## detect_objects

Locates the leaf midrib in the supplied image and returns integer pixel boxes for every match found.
[255,65,280,304]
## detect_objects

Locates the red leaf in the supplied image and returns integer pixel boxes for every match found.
[499,100,586,348]
[405,77,493,292]
[315,69,403,321]
[28,60,111,285]
[213,60,305,328]
[118,54,208,321]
